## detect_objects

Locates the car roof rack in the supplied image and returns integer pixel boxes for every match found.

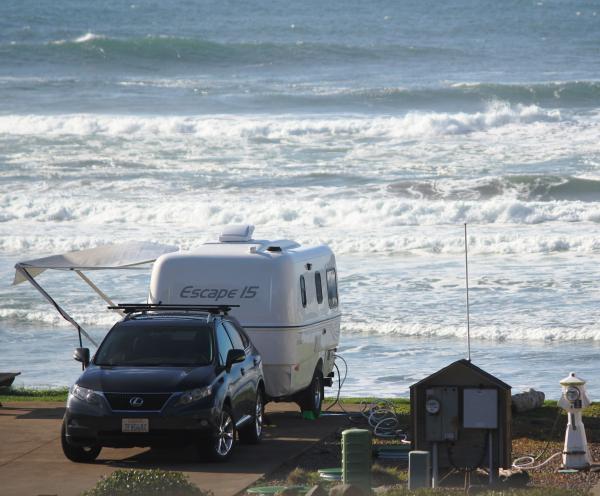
[108,304,240,316]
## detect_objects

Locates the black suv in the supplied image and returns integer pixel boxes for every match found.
[61,305,264,463]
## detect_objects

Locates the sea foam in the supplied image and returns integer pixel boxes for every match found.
[341,321,600,342]
[0,103,562,138]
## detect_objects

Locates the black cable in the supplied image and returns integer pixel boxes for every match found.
[512,406,563,466]
[325,362,343,411]
[534,407,563,460]
[325,354,348,411]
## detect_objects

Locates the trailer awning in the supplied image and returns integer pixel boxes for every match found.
[13,241,177,285]
[13,241,178,347]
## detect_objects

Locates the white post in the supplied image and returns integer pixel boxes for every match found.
[464,223,471,362]
[432,442,438,488]
[558,372,592,469]
[488,430,494,485]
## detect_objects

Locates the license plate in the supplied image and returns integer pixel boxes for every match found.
[122,418,149,433]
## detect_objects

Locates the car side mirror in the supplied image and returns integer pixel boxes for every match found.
[73,347,90,368]
[226,349,245,370]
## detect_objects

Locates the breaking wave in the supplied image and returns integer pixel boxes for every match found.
[4,183,600,225]
[5,300,600,342]
[389,175,600,202]
[341,322,600,342]
[0,103,562,138]
[0,308,120,328]
[3,197,600,256]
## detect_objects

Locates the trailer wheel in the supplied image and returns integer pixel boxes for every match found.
[298,369,324,417]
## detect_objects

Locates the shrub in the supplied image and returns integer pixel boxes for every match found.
[286,467,321,486]
[82,469,211,496]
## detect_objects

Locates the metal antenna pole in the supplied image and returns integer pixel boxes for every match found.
[464,223,471,362]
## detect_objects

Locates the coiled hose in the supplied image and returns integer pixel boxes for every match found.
[326,354,408,440]
[512,408,563,470]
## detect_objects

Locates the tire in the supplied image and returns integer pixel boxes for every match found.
[200,405,236,462]
[61,421,101,463]
[297,369,324,418]
[239,389,264,444]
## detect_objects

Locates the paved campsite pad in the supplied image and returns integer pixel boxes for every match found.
[0,401,357,496]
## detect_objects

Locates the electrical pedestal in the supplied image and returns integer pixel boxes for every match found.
[558,372,592,469]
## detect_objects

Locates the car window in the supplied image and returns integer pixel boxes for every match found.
[237,327,250,348]
[215,322,234,366]
[224,321,246,350]
[229,321,251,348]
[326,268,339,308]
[94,322,213,367]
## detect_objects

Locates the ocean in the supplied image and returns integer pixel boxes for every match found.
[1,0,600,399]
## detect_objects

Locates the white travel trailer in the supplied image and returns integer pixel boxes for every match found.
[148,225,341,412]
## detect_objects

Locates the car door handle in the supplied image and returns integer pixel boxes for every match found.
[241,367,245,375]
[253,358,260,366]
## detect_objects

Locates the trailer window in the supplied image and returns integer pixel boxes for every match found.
[326,268,338,308]
[300,275,307,308]
[315,272,323,304]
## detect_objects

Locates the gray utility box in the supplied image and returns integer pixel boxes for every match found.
[463,388,498,429]
[425,387,459,442]
[410,359,512,472]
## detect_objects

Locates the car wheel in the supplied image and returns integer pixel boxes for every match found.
[61,421,101,463]
[298,369,324,417]
[239,389,264,444]
[201,405,236,462]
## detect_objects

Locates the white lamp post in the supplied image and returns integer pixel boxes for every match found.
[558,372,592,469]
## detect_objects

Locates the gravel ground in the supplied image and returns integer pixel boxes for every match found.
[252,402,600,494]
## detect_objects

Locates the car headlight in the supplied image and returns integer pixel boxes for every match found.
[71,385,101,405]
[178,386,213,406]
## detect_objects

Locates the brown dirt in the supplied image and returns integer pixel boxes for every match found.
[251,403,600,494]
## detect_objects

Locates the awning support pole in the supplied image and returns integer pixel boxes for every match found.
[74,270,125,316]
[15,264,99,347]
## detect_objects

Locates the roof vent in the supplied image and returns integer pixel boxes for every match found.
[219,224,255,243]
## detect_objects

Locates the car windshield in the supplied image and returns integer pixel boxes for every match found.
[94,322,213,367]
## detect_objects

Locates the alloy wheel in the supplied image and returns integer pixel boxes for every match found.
[255,393,263,437]
[216,411,234,456]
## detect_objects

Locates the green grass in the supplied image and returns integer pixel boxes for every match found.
[329,397,410,406]
[326,397,411,416]
[0,386,69,402]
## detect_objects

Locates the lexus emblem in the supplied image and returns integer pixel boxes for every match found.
[129,397,144,407]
